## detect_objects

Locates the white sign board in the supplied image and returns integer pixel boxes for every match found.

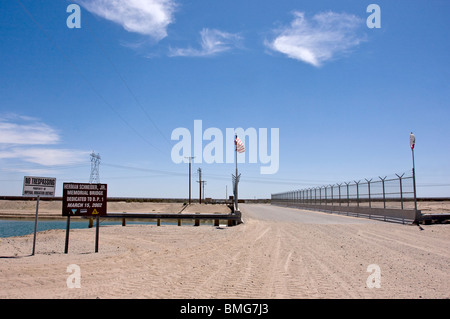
[23,176,56,197]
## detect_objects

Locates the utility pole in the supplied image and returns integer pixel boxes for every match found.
[185,156,195,204]
[201,180,207,202]
[197,168,202,204]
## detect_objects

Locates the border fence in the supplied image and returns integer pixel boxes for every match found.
[271,172,421,224]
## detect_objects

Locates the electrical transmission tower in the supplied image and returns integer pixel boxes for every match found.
[89,152,101,183]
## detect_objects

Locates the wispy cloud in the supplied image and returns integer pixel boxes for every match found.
[0,148,89,167]
[266,11,366,67]
[0,119,59,145]
[76,0,177,41]
[0,116,88,168]
[169,28,243,57]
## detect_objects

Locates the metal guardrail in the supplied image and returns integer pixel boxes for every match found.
[106,211,242,227]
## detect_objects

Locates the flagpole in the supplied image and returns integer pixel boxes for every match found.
[235,135,238,211]
[410,132,418,222]
[235,135,238,179]
[412,147,417,211]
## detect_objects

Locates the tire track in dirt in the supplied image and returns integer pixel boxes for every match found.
[2,205,449,299]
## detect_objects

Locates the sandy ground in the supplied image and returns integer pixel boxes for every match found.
[418,201,450,214]
[0,201,231,218]
[0,203,449,299]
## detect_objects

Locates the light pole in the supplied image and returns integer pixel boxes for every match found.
[410,132,418,216]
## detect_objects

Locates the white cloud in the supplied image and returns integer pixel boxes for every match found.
[76,0,177,41]
[0,148,90,166]
[169,28,243,57]
[0,120,59,145]
[0,116,89,168]
[266,11,366,67]
[4,167,61,176]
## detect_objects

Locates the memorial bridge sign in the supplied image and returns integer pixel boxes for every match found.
[62,183,107,216]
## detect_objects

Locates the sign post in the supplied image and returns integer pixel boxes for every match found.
[64,214,71,254]
[32,195,40,256]
[95,215,100,253]
[23,176,56,256]
[62,183,107,253]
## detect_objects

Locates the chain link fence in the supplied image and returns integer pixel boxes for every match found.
[272,172,420,223]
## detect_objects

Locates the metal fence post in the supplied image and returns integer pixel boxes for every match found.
[396,173,404,210]
[354,180,360,207]
[365,178,372,208]
[338,183,342,206]
[379,176,386,209]
[345,182,350,206]
[330,184,334,207]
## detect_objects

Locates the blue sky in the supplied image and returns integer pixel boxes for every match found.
[0,0,449,199]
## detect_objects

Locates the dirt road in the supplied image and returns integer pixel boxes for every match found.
[1,204,449,298]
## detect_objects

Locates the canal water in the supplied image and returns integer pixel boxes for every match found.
[0,219,158,238]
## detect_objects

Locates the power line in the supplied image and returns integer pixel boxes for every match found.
[97,162,450,188]
[15,0,163,153]
[102,162,185,177]
[82,21,172,147]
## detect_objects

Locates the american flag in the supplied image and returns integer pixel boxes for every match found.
[235,136,245,153]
